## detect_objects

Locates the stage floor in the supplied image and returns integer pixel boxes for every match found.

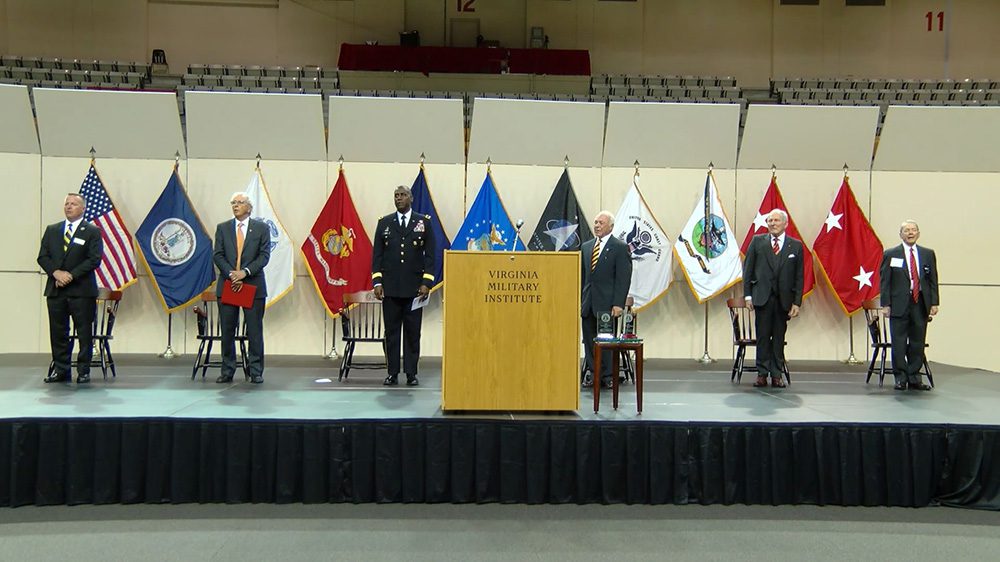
[1,353,997,425]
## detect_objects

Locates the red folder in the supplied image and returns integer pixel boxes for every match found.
[221,280,257,308]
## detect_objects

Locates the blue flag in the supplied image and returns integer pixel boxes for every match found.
[135,168,217,312]
[410,166,451,290]
[457,172,525,251]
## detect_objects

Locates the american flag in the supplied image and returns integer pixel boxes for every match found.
[80,164,137,290]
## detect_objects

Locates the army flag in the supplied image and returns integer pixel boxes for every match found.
[528,168,593,252]
[612,175,672,310]
[410,166,451,291]
[135,167,216,312]
[456,172,525,251]
[739,175,816,298]
[245,167,294,307]
[812,178,883,315]
[674,173,743,303]
[301,169,373,317]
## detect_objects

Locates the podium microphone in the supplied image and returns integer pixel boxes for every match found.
[510,219,524,252]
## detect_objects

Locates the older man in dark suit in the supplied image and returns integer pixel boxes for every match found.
[580,210,632,389]
[38,193,104,384]
[213,191,271,384]
[879,220,938,391]
[743,209,804,389]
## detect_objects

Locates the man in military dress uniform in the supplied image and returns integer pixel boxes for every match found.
[371,185,437,386]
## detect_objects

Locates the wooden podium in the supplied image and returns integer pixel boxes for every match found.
[442,250,580,411]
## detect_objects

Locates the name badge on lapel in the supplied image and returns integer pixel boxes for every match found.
[72,238,86,246]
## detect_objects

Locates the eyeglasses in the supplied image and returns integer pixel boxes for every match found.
[231,200,249,205]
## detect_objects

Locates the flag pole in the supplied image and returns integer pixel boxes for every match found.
[698,162,717,364]
[157,150,184,359]
[840,163,863,365]
[324,155,346,360]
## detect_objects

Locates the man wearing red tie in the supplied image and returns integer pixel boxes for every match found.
[743,209,804,389]
[879,220,939,391]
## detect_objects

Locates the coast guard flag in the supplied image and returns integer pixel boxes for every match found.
[612,175,672,310]
[245,168,294,307]
[410,166,451,291]
[301,169,373,317]
[812,178,883,315]
[79,163,137,291]
[739,175,816,298]
[528,168,593,252]
[674,173,743,303]
[457,172,525,251]
[135,168,216,312]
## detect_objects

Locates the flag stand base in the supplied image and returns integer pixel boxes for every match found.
[698,352,715,364]
[158,346,177,359]
[842,352,863,365]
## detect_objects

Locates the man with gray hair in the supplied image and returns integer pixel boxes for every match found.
[213,191,271,384]
[879,220,938,391]
[580,210,632,389]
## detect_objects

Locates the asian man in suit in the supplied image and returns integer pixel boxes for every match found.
[580,210,632,389]
[879,220,938,391]
[213,192,271,385]
[743,209,804,389]
[38,193,104,384]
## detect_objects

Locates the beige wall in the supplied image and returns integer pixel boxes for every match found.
[4,1,1000,84]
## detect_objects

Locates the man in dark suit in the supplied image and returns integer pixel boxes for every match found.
[372,185,437,387]
[743,209,804,389]
[213,192,271,384]
[879,220,938,391]
[38,193,104,384]
[581,210,632,389]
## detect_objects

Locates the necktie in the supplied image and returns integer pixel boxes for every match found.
[591,240,600,271]
[236,222,245,270]
[63,223,73,252]
[772,236,780,254]
[909,247,920,303]
[401,215,407,229]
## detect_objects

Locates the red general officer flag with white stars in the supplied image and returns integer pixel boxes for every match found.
[811,178,883,315]
[739,174,815,298]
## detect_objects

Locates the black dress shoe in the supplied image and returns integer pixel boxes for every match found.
[752,375,769,388]
[581,373,593,388]
[383,375,398,386]
[76,373,91,384]
[406,375,419,387]
[44,372,70,383]
[250,375,263,384]
[908,382,932,391]
[216,374,234,383]
[600,378,614,389]
[893,382,908,391]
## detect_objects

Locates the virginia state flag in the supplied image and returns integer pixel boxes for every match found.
[739,174,816,298]
[673,172,743,303]
[410,166,451,291]
[457,172,525,251]
[245,167,294,308]
[528,168,593,252]
[301,169,373,317]
[135,167,216,312]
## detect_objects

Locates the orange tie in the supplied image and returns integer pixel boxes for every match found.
[236,222,245,270]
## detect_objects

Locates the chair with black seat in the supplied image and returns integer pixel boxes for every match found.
[191,291,248,380]
[862,299,933,387]
[48,287,122,380]
[339,290,387,382]
[726,297,790,385]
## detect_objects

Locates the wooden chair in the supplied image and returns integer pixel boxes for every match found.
[862,299,934,387]
[50,287,122,380]
[726,297,790,385]
[339,290,387,382]
[191,291,248,380]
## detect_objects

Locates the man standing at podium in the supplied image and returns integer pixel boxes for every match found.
[580,211,632,389]
[372,185,437,387]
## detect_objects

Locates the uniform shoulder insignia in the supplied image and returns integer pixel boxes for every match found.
[424,214,431,220]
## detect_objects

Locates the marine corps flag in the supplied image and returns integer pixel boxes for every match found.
[135,167,216,312]
[612,175,672,310]
[528,168,593,252]
[301,169,373,317]
[739,174,816,298]
[673,172,743,303]
[410,165,450,291]
[812,177,883,315]
[456,171,525,251]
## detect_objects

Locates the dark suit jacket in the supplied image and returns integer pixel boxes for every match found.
[213,217,271,299]
[371,212,436,298]
[742,233,804,310]
[581,235,632,317]
[879,244,938,317]
[37,220,103,297]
